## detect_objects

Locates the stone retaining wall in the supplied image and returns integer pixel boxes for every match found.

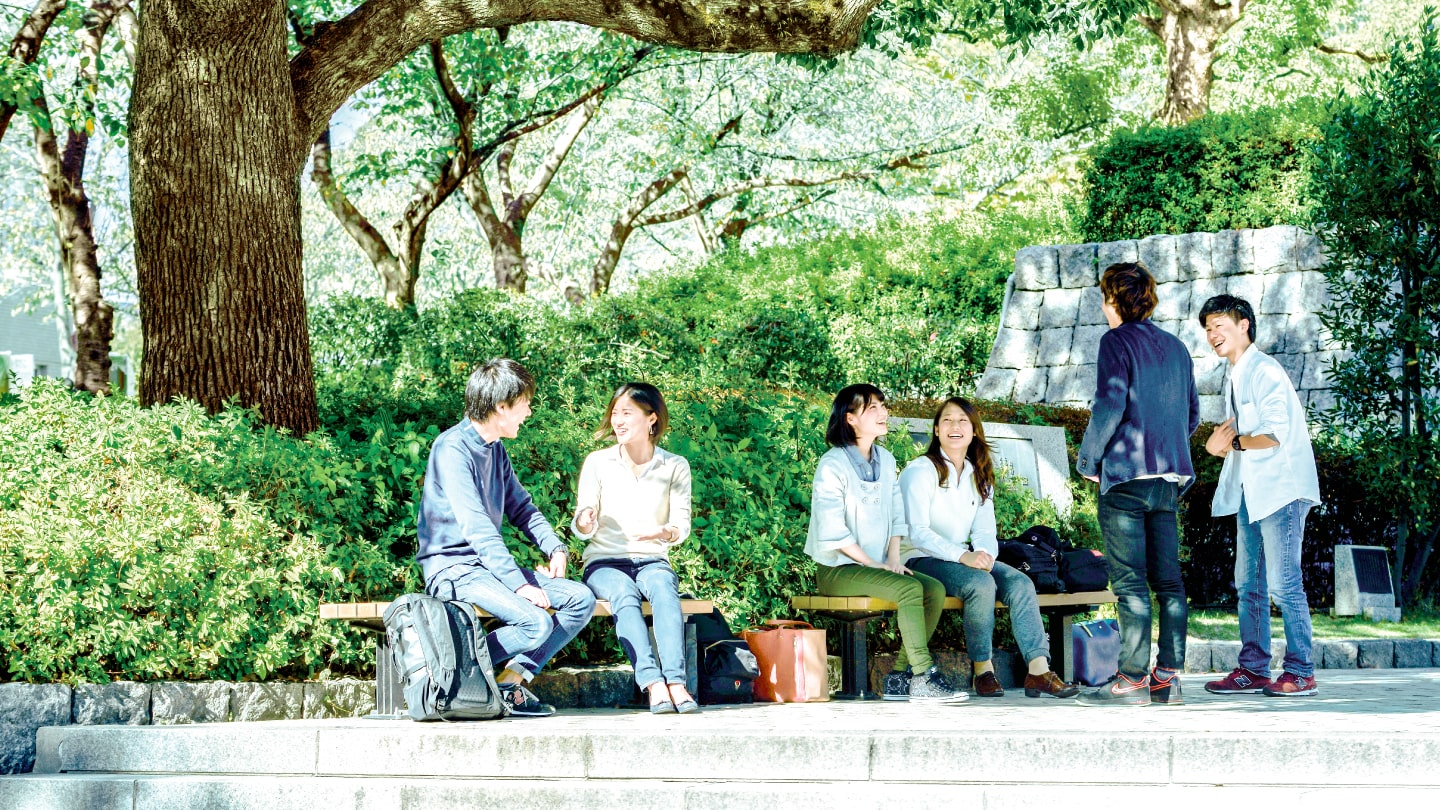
[974,226,1342,423]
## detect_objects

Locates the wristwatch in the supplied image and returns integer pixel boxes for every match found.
[1231,435,1244,452]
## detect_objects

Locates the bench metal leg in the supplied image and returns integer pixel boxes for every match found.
[830,615,881,701]
[1045,610,1076,683]
[368,631,408,719]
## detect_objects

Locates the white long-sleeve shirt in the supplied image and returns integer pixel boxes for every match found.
[804,446,907,568]
[1211,345,1321,521]
[571,445,692,568]
[898,455,998,563]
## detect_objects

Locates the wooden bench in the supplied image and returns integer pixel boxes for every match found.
[321,599,714,716]
[792,591,1117,700]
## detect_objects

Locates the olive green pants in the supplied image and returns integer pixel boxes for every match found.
[816,563,945,673]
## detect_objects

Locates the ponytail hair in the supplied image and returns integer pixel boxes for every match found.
[922,397,994,502]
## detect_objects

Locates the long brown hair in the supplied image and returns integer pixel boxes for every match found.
[923,397,994,502]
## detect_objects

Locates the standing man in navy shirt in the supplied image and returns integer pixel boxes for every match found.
[1074,262,1199,707]
[417,358,596,717]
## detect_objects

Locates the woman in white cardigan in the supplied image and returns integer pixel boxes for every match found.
[899,397,1078,699]
[804,383,967,703]
[572,383,696,714]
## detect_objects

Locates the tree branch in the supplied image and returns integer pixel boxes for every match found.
[1315,41,1388,64]
[0,0,68,143]
[288,0,882,153]
[515,95,600,221]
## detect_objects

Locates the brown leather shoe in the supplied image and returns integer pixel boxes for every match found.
[973,670,1004,697]
[1024,671,1080,699]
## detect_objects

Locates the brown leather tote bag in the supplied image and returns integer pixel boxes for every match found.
[740,620,830,703]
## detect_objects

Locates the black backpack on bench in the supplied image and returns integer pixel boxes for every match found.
[382,594,507,721]
[998,525,1067,594]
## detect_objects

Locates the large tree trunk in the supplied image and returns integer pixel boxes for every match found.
[131,0,317,434]
[1139,0,1247,126]
[130,0,879,433]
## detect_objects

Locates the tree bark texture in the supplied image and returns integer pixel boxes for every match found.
[131,0,879,433]
[1138,0,1246,126]
[31,0,125,394]
[132,0,318,434]
[0,0,68,144]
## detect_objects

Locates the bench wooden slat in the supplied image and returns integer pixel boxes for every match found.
[319,599,714,623]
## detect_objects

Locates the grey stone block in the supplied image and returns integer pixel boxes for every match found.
[231,682,305,722]
[1188,276,1227,319]
[1014,367,1049,402]
[1296,229,1328,270]
[975,368,1017,401]
[876,733,1167,784]
[990,329,1040,369]
[1261,272,1303,314]
[1357,640,1394,669]
[1156,319,1209,357]
[1195,356,1227,396]
[1434,640,1440,667]
[45,724,322,775]
[1153,282,1191,322]
[1173,732,1440,787]
[151,681,232,725]
[1307,389,1337,416]
[1214,230,1252,276]
[136,777,399,810]
[1047,364,1096,403]
[1002,289,1043,331]
[1302,351,1340,390]
[0,683,71,728]
[1077,286,1107,326]
[73,682,150,726]
[1226,274,1265,308]
[1297,270,1330,311]
[1322,640,1358,669]
[1138,235,1179,283]
[1015,246,1059,290]
[1059,243,1098,288]
[1037,327,1074,367]
[572,664,635,709]
[1252,225,1299,273]
[1275,352,1305,391]
[1183,640,1212,673]
[1393,639,1431,669]
[1,722,38,774]
[1040,288,1082,329]
[1255,320,1287,355]
[1210,641,1241,673]
[1096,240,1138,269]
[1177,231,1214,280]
[1070,324,1109,365]
[1268,641,1287,674]
[0,774,136,809]
[1285,312,1325,354]
[1199,395,1224,424]
[303,679,375,720]
[529,669,578,708]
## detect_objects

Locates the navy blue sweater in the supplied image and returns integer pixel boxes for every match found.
[416,420,564,589]
[1076,320,1200,494]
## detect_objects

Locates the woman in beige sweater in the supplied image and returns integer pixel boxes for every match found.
[572,383,696,713]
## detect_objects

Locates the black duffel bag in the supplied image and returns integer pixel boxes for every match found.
[689,604,759,704]
[1062,548,1110,592]
[998,525,1067,594]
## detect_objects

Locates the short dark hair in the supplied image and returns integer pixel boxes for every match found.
[596,382,669,443]
[1099,262,1158,323]
[1197,294,1257,343]
[464,358,536,423]
[825,383,885,447]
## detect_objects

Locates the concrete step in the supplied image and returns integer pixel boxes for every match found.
[3,774,1438,810]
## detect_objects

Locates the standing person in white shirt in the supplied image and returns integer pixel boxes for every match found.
[899,397,1079,700]
[572,383,697,713]
[1199,295,1323,697]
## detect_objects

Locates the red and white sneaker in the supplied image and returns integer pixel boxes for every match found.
[1263,672,1318,697]
[1204,667,1271,694]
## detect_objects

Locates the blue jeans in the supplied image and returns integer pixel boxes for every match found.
[1098,477,1188,679]
[426,562,596,678]
[1236,499,1315,678]
[584,558,686,689]
[908,558,1049,664]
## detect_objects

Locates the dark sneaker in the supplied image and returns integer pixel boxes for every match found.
[1204,667,1271,695]
[500,683,555,717]
[1149,669,1183,705]
[974,670,1005,698]
[1023,670,1079,699]
[882,667,912,702]
[909,667,969,703]
[1075,673,1151,707]
[1263,672,1318,697]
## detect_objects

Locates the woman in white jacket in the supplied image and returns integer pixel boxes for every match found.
[899,397,1077,699]
[804,383,967,703]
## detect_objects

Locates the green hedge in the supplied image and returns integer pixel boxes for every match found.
[1077,104,1324,242]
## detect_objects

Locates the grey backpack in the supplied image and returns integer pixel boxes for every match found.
[382,594,507,721]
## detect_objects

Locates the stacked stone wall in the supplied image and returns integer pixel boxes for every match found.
[975,226,1342,423]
